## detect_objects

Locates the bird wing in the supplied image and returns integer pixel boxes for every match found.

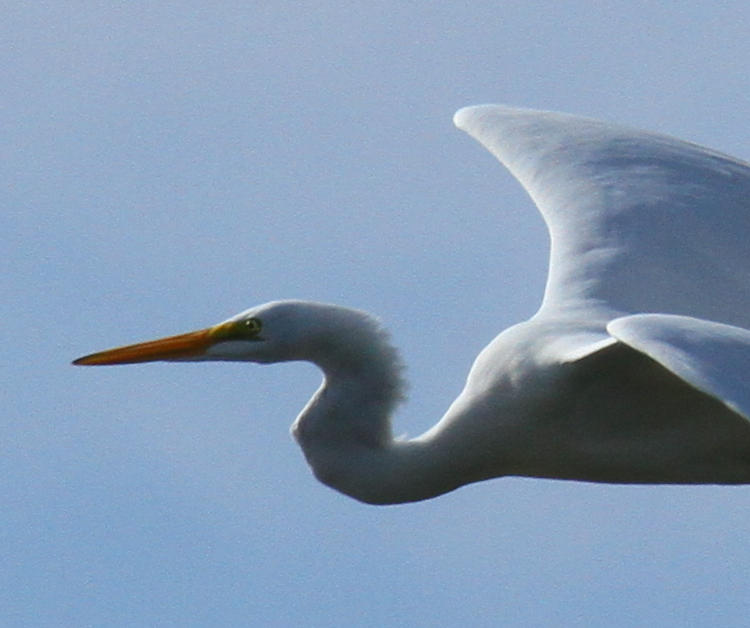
[454,106,750,328]
[608,314,750,421]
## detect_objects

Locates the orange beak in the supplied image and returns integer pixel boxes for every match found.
[73,325,225,366]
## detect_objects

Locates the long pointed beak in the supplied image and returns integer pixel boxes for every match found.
[73,327,218,366]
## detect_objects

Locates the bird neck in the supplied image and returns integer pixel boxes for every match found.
[289,322,465,504]
[292,379,464,504]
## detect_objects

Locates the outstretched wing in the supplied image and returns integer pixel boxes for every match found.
[608,314,750,421]
[455,106,750,328]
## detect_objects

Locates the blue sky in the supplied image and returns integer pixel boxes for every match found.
[5,3,750,626]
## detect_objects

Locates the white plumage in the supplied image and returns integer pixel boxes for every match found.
[75,105,750,504]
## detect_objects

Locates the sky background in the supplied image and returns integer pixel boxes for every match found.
[5,2,750,626]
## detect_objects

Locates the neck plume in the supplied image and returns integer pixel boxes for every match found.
[288,306,464,504]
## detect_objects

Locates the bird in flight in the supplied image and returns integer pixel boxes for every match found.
[75,105,750,504]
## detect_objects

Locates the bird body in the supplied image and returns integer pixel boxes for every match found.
[75,105,750,504]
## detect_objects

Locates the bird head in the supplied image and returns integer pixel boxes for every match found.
[72,300,393,369]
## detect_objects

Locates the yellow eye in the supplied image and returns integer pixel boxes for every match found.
[209,318,263,342]
[242,317,262,335]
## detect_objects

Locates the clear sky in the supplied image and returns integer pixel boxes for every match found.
[5,3,750,626]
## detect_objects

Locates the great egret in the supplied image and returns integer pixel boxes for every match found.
[74,105,750,504]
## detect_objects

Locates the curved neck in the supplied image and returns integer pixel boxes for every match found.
[290,360,471,504]
[283,304,503,504]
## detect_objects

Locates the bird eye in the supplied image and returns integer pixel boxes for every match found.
[242,317,262,336]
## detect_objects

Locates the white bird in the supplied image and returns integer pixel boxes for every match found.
[74,105,750,504]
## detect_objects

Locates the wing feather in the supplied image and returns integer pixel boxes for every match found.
[608,314,750,421]
[455,106,750,327]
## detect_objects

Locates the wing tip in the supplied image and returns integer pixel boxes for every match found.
[453,105,480,130]
[454,103,557,137]
[453,104,504,132]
